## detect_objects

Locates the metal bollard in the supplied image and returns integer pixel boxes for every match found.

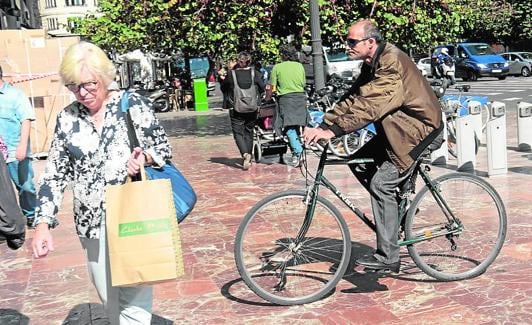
[517,101,532,152]
[456,102,481,172]
[486,101,507,176]
[467,100,483,143]
[431,111,448,165]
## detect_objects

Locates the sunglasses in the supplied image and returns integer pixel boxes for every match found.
[65,81,98,93]
[346,37,370,48]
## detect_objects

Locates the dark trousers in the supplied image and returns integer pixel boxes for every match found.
[229,109,257,157]
[0,153,26,249]
[348,135,412,263]
[7,158,36,219]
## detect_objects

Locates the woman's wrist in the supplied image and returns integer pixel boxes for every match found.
[142,152,152,166]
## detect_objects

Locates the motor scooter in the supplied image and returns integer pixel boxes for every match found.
[431,56,456,98]
[131,81,172,113]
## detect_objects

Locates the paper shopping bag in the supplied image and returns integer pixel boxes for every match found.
[105,170,184,286]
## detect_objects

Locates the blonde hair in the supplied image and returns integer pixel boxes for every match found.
[59,41,116,87]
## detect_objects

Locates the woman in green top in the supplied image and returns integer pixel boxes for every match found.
[270,44,309,167]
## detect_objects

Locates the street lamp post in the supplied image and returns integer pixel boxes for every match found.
[310,0,325,90]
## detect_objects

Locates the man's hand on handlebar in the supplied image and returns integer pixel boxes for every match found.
[303,127,335,145]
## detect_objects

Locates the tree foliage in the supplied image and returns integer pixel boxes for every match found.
[71,0,528,63]
[462,0,532,49]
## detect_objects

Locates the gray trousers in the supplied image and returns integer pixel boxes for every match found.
[80,222,153,324]
[349,135,412,264]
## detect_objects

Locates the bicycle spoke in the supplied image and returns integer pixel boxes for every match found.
[235,191,351,305]
[406,173,506,281]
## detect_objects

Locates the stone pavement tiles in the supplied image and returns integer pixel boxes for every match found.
[0,109,530,324]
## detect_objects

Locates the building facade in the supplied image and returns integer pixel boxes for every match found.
[0,0,41,29]
[38,0,99,36]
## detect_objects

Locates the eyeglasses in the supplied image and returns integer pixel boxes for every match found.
[346,37,370,48]
[65,81,98,93]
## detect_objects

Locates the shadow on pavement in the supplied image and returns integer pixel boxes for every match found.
[0,309,29,325]
[62,303,173,324]
[160,114,232,138]
[209,157,242,169]
[221,240,391,306]
[341,242,389,293]
[508,166,532,175]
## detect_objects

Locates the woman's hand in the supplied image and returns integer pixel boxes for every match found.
[32,223,54,258]
[127,147,147,176]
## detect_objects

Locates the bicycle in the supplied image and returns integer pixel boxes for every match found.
[234,143,507,305]
[441,84,490,158]
[307,79,374,158]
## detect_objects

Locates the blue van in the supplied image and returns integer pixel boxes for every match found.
[432,43,509,81]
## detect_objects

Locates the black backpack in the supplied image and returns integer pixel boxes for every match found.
[231,69,259,113]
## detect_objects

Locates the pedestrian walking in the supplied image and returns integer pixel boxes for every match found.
[0,65,37,228]
[269,44,308,167]
[31,41,172,324]
[0,135,25,250]
[223,52,265,170]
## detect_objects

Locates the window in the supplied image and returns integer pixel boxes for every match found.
[46,0,57,8]
[464,44,495,56]
[47,18,59,30]
[65,0,86,6]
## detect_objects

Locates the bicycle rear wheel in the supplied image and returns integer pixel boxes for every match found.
[328,137,347,157]
[234,190,351,305]
[405,173,506,281]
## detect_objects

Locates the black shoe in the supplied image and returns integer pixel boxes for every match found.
[26,218,35,229]
[355,255,400,273]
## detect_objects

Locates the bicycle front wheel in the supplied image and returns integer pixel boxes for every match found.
[405,173,506,281]
[234,190,351,305]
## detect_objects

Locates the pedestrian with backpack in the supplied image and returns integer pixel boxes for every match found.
[223,52,266,170]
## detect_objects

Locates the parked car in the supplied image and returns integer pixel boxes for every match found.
[500,52,532,77]
[431,43,509,81]
[323,46,363,82]
[416,57,432,77]
[300,45,362,84]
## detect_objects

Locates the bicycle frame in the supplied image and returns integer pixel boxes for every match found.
[296,143,463,247]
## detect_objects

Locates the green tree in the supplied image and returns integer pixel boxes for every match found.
[462,0,532,50]
[72,0,519,63]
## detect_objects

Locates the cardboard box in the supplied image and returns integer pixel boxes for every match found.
[0,29,79,157]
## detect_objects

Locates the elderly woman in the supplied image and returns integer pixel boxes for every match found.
[31,42,171,324]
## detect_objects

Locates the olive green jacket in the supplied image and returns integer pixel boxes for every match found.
[323,42,442,172]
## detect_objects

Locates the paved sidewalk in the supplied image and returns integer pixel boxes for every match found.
[1,108,531,324]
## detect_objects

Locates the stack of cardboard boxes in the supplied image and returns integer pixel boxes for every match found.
[0,29,79,157]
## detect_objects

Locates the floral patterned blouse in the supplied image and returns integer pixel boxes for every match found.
[34,90,172,239]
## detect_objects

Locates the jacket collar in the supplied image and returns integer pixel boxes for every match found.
[368,41,387,72]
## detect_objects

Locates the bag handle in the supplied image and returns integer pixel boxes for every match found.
[121,91,140,149]
[121,91,143,181]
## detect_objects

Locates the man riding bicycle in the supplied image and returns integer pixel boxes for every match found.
[303,19,443,273]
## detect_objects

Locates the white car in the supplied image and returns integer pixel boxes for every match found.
[323,46,363,81]
[417,57,432,77]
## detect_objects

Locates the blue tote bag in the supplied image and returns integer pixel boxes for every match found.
[121,92,197,223]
